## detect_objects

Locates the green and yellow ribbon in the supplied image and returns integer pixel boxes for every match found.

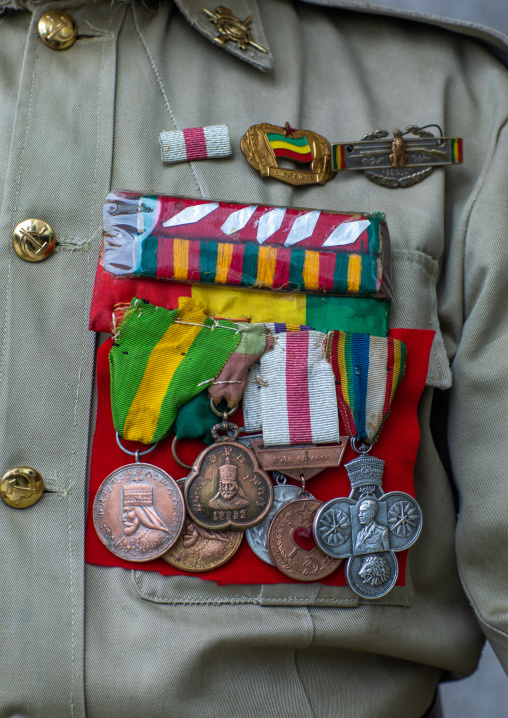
[109,297,240,443]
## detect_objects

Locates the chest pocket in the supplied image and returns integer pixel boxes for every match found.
[390,248,452,390]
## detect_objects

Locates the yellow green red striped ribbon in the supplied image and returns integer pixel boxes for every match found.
[109,297,240,443]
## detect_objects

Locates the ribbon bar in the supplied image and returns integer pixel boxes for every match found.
[102,191,392,299]
[332,136,462,171]
[160,125,232,164]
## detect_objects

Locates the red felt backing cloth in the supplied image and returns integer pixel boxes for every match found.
[89,260,192,333]
[85,328,433,585]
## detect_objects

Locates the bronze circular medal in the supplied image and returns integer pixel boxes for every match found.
[185,440,273,530]
[268,499,342,582]
[163,480,243,572]
[93,463,185,562]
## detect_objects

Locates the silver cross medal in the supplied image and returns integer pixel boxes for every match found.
[313,450,422,598]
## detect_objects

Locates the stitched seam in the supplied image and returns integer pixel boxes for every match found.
[131,3,203,199]
[299,0,508,47]
[132,573,378,606]
[55,245,91,254]
[0,31,38,388]
[66,13,112,716]
[461,115,508,320]
[134,595,361,606]
[67,489,76,718]
[294,609,317,718]
[75,36,114,45]
[457,562,508,641]
[391,252,440,278]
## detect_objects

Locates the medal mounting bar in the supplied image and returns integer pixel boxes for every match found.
[250,438,348,482]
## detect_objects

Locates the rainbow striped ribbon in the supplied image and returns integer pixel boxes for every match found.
[109,297,240,443]
[327,331,406,444]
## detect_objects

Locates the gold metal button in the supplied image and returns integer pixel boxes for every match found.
[1,467,44,509]
[12,219,56,262]
[38,10,78,51]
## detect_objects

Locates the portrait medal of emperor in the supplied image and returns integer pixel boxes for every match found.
[93,463,185,562]
[184,419,274,531]
[313,452,422,599]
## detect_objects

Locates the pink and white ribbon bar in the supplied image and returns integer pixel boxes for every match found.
[258,331,339,446]
[159,125,232,164]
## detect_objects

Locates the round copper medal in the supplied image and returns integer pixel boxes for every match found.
[93,463,185,562]
[268,499,342,582]
[185,440,273,530]
[163,480,243,572]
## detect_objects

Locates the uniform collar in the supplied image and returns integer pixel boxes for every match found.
[3,0,508,69]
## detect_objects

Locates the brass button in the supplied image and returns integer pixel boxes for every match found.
[38,11,78,51]
[1,467,44,509]
[12,219,56,262]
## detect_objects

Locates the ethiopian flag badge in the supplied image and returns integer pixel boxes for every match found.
[241,122,335,186]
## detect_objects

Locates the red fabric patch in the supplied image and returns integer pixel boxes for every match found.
[89,260,192,333]
[85,328,433,586]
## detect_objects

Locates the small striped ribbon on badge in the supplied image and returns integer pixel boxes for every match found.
[258,330,339,446]
[160,126,232,164]
[328,331,406,444]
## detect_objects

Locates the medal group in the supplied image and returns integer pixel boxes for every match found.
[91,121,462,599]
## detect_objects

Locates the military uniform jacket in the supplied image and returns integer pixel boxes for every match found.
[1,0,508,716]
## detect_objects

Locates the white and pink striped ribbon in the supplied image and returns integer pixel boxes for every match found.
[258,331,339,446]
[159,125,232,164]
[242,362,263,432]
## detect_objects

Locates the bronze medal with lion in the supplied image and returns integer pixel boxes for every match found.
[185,441,273,530]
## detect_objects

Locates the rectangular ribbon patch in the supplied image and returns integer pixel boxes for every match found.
[90,260,391,338]
[101,191,392,299]
[159,125,232,164]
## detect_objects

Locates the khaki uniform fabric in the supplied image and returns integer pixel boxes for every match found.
[0,1,507,716]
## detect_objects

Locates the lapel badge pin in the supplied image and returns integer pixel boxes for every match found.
[332,124,463,188]
[203,6,268,54]
[241,123,462,188]
[241,122,335,186]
